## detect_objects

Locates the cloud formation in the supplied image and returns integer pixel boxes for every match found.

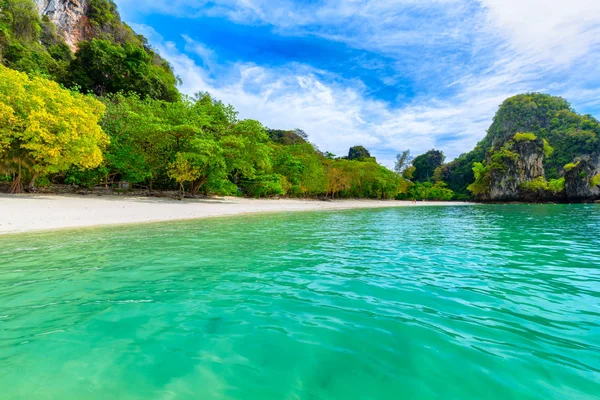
[118,0,600,167]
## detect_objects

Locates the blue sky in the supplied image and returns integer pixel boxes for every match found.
[114,0,600,167]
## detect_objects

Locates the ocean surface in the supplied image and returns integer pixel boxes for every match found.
[0,205,599,399]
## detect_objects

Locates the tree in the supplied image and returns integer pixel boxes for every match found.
[467,162,490,198]
[221,119,272,187]
[267,128,308,145]
[67,39,179,101]
[347,145,372,161]
[394,150,413,175]
[168,137,225,199]
[98,93,178,188]
[412,149,445,182]
[0,65,108,192]
[271,142,327,196]
[325,163,351,198]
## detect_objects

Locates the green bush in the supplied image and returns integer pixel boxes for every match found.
[519,177,549,192]
[241,174,286,198]
[399,181,454,201]
[513,132,537,142]
[543,139,554,158]
[590,174,600,188]
[467,162,490,196]
[564,162,580,172]
[548,178,565,194]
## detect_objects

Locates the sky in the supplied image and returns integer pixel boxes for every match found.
[114,0,600,167]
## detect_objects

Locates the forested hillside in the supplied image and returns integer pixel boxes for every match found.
[0,0,179,100]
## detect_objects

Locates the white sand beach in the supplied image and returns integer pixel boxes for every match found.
[0,194,471,235]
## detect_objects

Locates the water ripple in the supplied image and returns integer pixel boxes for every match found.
[0,204,599,399]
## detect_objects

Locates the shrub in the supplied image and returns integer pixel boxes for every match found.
[564,162,580,172]
[543,139,554,158]
[591,174,600,188]
[467,162,490,196]
[513,132,537,142]
[519,177,549,192]
[548,178,565,194]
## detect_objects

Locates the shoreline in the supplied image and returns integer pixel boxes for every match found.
[0,194,473,235]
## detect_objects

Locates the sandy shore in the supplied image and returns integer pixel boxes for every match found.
[0,194,471,235]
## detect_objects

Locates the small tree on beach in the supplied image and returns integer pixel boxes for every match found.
[0,65,109,192]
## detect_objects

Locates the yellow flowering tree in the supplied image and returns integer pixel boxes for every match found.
[0,65,109,192]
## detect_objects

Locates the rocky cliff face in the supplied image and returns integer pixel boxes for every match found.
[35,0,89,50]
[489,139,545,201]
[565,155,600,200]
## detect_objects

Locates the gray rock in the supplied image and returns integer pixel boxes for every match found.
[565,154,600,200]
[34,0,89,50]
[489,138,545,201]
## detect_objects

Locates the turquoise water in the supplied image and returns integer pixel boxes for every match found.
[1,205,599,399]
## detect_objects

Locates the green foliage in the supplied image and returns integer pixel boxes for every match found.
[519,177,549,192]
[347,145,372,161]
[437,144,486,197]
[443,93,600,194]
[489,141,519,171]
[0,0,178,102]
[543,139,554,158]
[399,181,455,201]
[67,39,179,101]
[0,65,108,192]
[412,149,445,182]
[271,142,327,196]
[241,174,287,198]
[1,1,424,200]
[324,158,406,199]
[3,0,40,42]
[548,178,565,194]
[564,162,580,172]
[467,162,490,197]
[0,0,70,79]
[590,174,600,188]
[487,93,571,147]
[402,166,416,180]
[394,150,413,175]
[267,129,308,145]
[513,132,537,142]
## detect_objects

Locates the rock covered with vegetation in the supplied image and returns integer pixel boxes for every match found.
[0,0,178,101]
[487,135,546,201]
[564,155,600,200]
[34,0,88,49]
[454,93,600,202]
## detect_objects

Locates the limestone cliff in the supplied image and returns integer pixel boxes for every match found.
[564,155,600,200]
[35,0,89,50]
[488,138,546,201]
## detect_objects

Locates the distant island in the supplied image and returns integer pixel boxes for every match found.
[1,0,599,203]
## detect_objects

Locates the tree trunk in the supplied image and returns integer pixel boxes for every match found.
[10,160,24,194]
[179,182,184,201]
[27,173,38,192]
[190,176,208,196]
[10,175,23,194]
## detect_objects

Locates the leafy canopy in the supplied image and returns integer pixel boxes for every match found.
[0,65,108,191]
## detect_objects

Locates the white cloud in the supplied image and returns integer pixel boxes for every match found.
[478,0,600,65]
